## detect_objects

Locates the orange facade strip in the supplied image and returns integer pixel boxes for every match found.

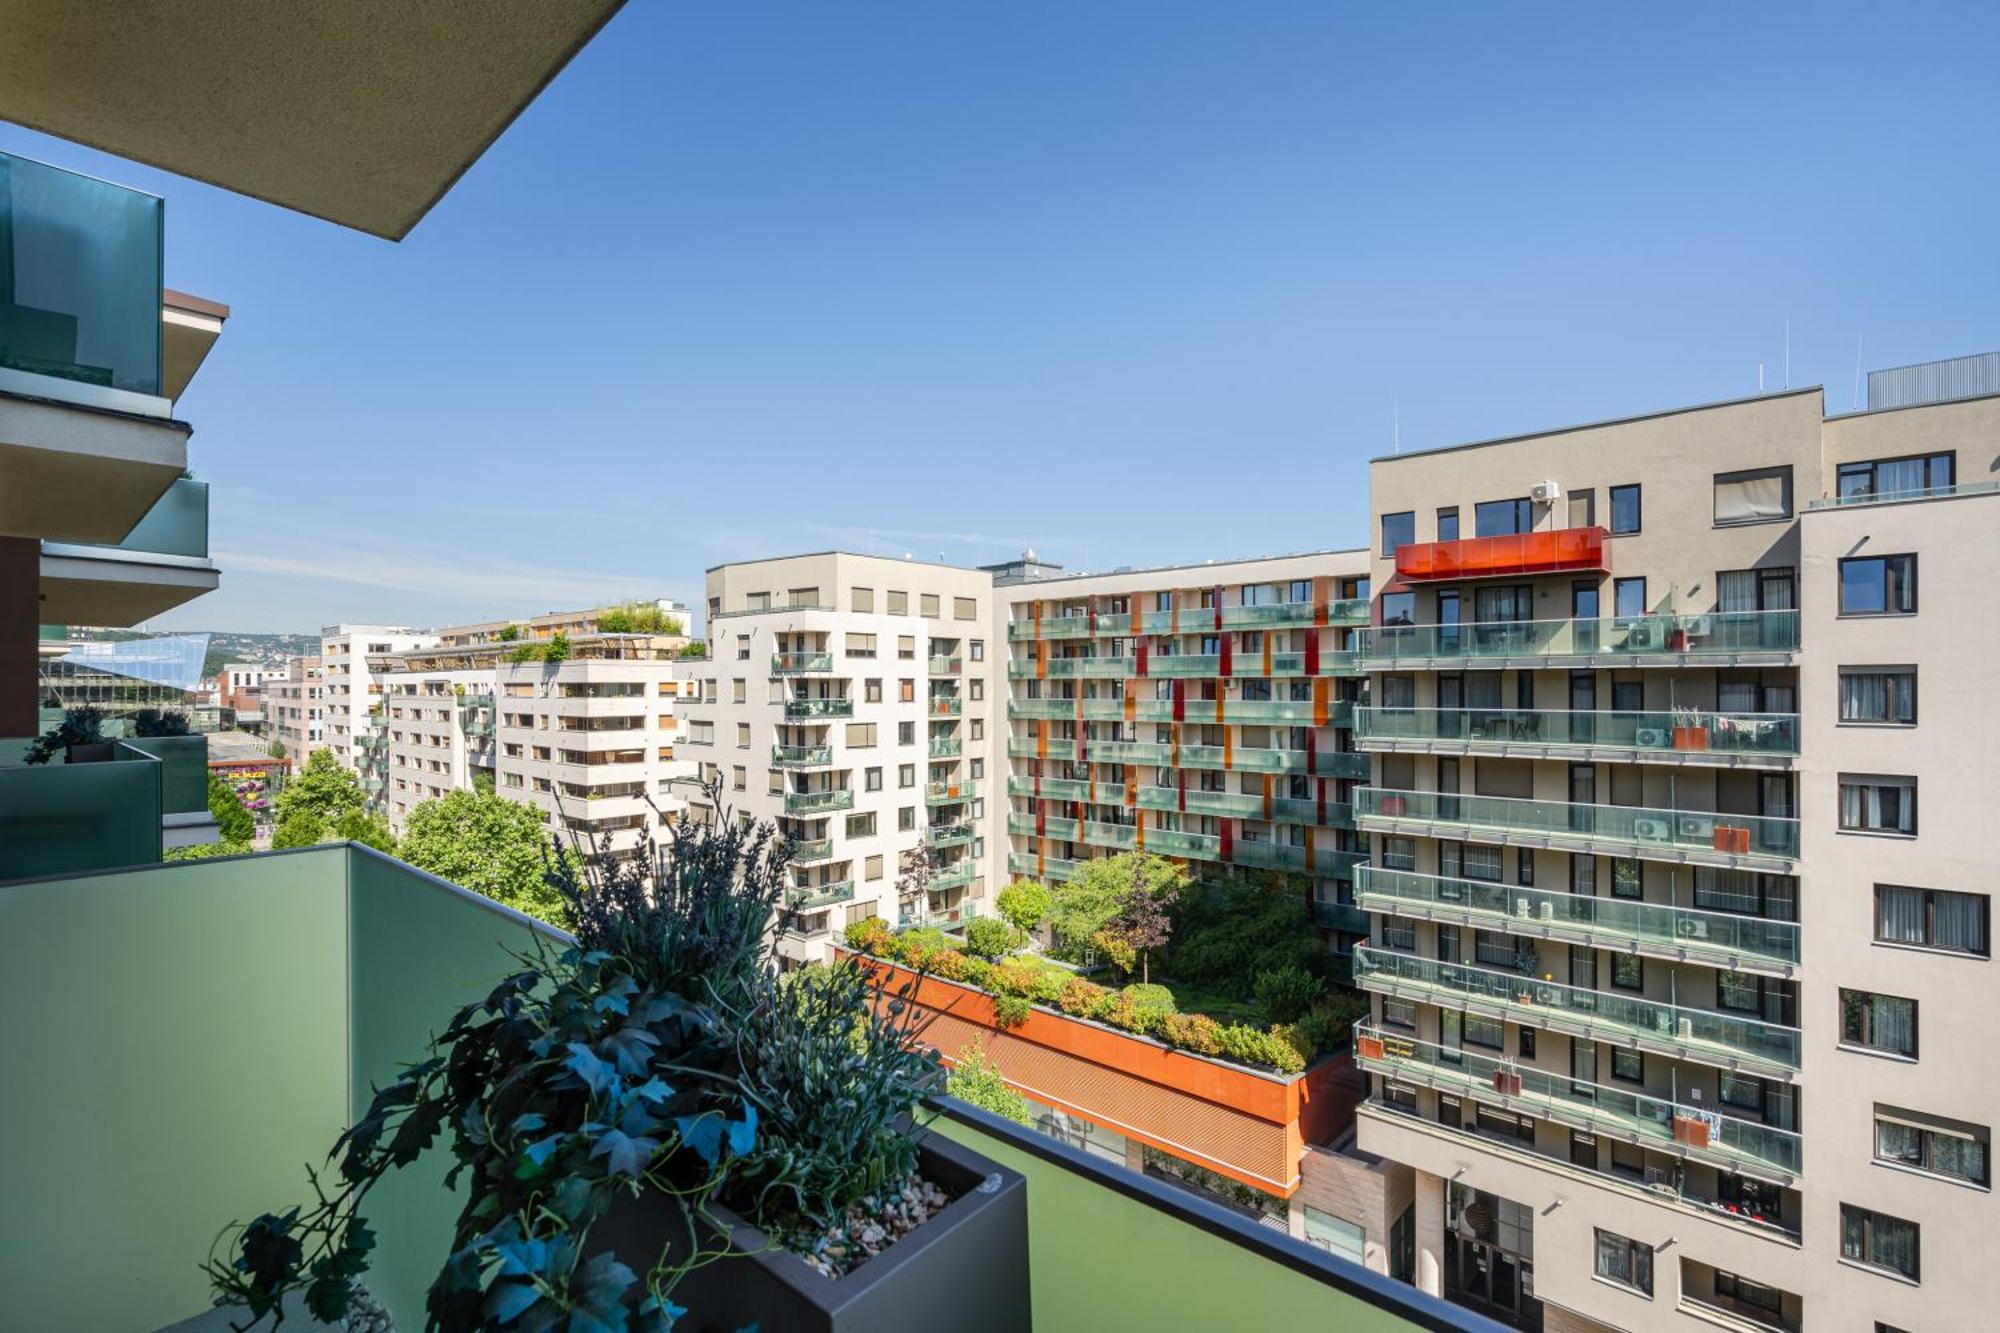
[1312,676,1330,728]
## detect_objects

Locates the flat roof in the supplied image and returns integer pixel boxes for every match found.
[704,549,983,576]
[1004,546,1369,589]
[1370,385,1823,465]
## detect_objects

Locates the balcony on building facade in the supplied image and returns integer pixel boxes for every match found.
[1357,608,1800,669]
[927,655,962,676]
[928,736,963,758]
[925,820,974,848]
[1006,597,1372,641]
[1353,866,1798,976]
[1010,648,1362,680]
[1311,898,1373,934]
[782,696,853,719]
[771,743,833,768]
[1392,526,1608,583]
[1010,695,1355,728]
[771,651,834,675]
[1008,776,1354,830]
[1805,478,2000,509]
[929,695,964,718]
[785,836,832,863]
[783,788,855,814]
[1008,849,1080,881]
[925,779,978,804]
[1353,707,1799,768]
[930,860,978,892]
[1355,788,1799,869]
[1011,735,1369,781]
[786,879,856,910]
[1354,1024,1800,1180]
[1351,945,1800,1076]
[456,692,495,711]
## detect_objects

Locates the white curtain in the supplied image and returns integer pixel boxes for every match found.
[1932,891,1987,953]
[1717,571,1759,613]
[1716,473,1790,522]
[1876,885,1927,945]
[1842,780,1915,833]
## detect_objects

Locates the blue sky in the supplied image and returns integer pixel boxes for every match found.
[7,3,1996,633]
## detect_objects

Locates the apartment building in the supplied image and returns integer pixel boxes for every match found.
[266,655,326,760]
[318,624,438,773]
[995,552,1375,957]
[683,554,998,963]
[1344,372,1998,1333]
[217,662,285,730]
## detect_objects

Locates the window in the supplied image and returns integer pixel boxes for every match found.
[1839,452,1954,501]
[887,590,909,615]
[898,763,916,788]
[954,596,977,621]
[898,635,916,659]
[1303,1207,1366,1263]
[1839,667,1917,726]
[735,722,751,749]
[1875,1106,1989,1186]
[730,765,746,791]
[1611,857,1641,899]
[1839,555,1918,615]
[864,854,884,881]
[1380,592,1415,626]
[864,678,883,703]
[1593,1229,1653,1296]
[1875,884,1988,956]
[1436,507,1459,542]
[1568,489,1596,529]
[897,721,915,745]
[897,678,914,703]
[788,586,820,608]
[846,812,876,838]
[1713,466,1794,524]
[1474,497,1532,537]
[735,634,751,660]
[1517,847,1534,886]
[920,593,941,618]
[731,678,747,704]
[1841,1204,1919,1281]
[1613,577,1647,618]
[851,587,874,613]
[864,767,882,792]
[970,679,984,701]
[1380,511,1415,557]
[1840,775,1916,835]
[846,722,877,748]
[1841,988,1917,1057]
[1610,954,1643,991]
[1464,1013,1505,1049]
[898,805,916,831]
[1608,484,1641,534]
[1716,566,1796,613]
[1610,1048,1643,1083]
[1712,1272,1786,1325]
[1381,996,1417,1028]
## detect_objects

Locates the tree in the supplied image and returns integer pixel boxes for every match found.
[207,773,254,845]
[275,749,367,828]
[270,809,328,850]
[167,839,250,861]
[962,915,1021,961]
[397,789,578,925]
[334,808,398,855]
[1047,852,1188,961]
[945,1041,1033,1125]
[1165,870,1324,995]
[1099,870,1181,984]
[267,738,286,760]
[995,879,1052,935]
[472,768,496,795]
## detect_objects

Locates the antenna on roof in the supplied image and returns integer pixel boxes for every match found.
[1758,363,1765,394]
[1852,334,1865,411]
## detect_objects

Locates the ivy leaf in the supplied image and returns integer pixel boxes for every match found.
[589,1128,660,1178]
[524,1134,567,1167]
[592,975,638,1015]
[484,1278,544,1323]
[569,1251,637,1333]
[564,1043,617,1098]
[495,1235,549,1278]
[628,1077,672,1105]
[726,1103,758,1158]
[675,1106,755,1167]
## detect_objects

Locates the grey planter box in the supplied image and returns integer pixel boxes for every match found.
[604,1130,1030,1333]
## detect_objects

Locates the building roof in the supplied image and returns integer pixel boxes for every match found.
[1369,385,1824,465]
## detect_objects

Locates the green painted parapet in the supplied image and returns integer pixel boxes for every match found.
[125,734,210,816]
[0,740,163,879]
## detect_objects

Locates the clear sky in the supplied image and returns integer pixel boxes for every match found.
[6,2,1995,634]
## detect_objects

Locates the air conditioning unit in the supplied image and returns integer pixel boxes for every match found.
[1531,480,1562,505]
[1635,727,1671,747]
[1515,899,1533,918]
[1678,814,1715,839]
[1676,1017,1695,1040]
[1538,901,1555,922]
[1626,620,1660,649]
[1633,816,1673,841]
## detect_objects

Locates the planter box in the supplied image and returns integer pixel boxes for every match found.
[66,742,117,764]
[600,1130,1028,1333]
[1671,726,1709,751]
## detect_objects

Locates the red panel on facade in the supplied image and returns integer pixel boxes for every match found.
[1394,525,1609,582]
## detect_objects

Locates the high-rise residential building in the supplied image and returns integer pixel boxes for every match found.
[1345,371,1998,1333]
[682,554,998,963]
[266,655,326,761]
[994,552,1375,959]
[316,624,439,772]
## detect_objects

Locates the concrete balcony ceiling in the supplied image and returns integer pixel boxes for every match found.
[0,1,626,239]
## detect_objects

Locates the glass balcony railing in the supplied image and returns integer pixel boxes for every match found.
[1006,776,1353,830]
[1351,946,1801,1073]
[1807,479,2000,509]
[1312,899,1372,933]
[925,821,974,847]
[1354,707,1799,760]
[1353,1025,1801,1178]
[782,697,853,719]
[771,651,833,674]
[931,861,978,891]
[1358,610,1800,664]
[783,788,855,814]
[771,743,832,767]
[1353,866,1800,970]
[930,696,964,717]
[1008,850,1079,881]
[1009,651,1362,680]
[928,737,963,758]
[1010,694,1356,726]
[123,734,208,818]
[1006,598,1372,640]
[925,779,978,803]
[712,602,835,619]
[786,837,832,863]
[1356,788,1799,864]
[787,880,856,910]
[928,656,963,676]
[0,739,163,878]
[66,476,209,558]
[0,150,164,400]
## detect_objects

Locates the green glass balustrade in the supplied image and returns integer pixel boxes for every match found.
[123,733,208,816]
[787,837,832,863]
[771,743,833,767]
[925,821,974,847]
[782,697,854,719]
[0,740,163,878]
[1354,707,1799,759]
[771,652,833,674]
[1356,787,1799,863]
[77,476,209,558]
[1358,609,1800,663]
[787,880,856,910]
[928,737,963,757]
[783,788,855,814]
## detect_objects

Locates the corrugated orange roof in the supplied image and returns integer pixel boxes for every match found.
[920,1006,1300,1195]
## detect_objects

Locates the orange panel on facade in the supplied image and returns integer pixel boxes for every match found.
[1393,524,1609,582]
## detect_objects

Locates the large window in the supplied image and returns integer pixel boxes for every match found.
[1609,484,1642,534]
[1840,775,1917,835]
[1303,1207,1367,1263]
[1436,507,1460,542]
[1839,452,1954,501]
[1381,511,1415,557]
[1594,1229,1653,1296]
[1839,555,1918,615]
[1714,466,1794,524]
[1840,1205,1919,1281]
[1874,1106,1989,1186]
[1613,577,1647,618]
[1841,988,1917,1058]
[1474,497,1532,537]
[1875,884,1988,956]
[1840,668,1916,725]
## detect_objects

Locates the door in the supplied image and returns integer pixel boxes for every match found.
[1568,763,1596,833]
[1438,590,1462,656]
[1571,581,1601,653]
[1569,672,1596,745]
[1437,673,1464,738]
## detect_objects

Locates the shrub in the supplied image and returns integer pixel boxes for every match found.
[165,840,251,862]
[1057,976,1105,1016]
[946,1041,1032,1125]
[961,956,995,989]
[1252,963,1324,1024]
[1090,927,1137,976]
[844,915,892,955]
[1210,1023,1307,1074]
[132,707,191,737]
[207,773,254,845]
[1121,982,1177,1018]
[962,915,1020,961]
[992,994,1032,1028]
[989,958,1044,998]
[1161,1011,1224,1056]
[995,879,1053,934]
[927,947,968,982]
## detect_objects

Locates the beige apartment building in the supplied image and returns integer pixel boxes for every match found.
[266,655,326,760]
[318,624,439,772]
[1346,366,1998,1333]
[682,554,997,963]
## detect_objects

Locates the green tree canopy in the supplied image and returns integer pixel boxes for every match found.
[994,878,1052,935]
[1164,871,1323,996]
[397,789,578,925]
[1047,853,1189,959]
[207,773,254,844]
[334,808,398,855]
[275,749,368,828]
[944,1041,1032,1125]
[270,809,328,850]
